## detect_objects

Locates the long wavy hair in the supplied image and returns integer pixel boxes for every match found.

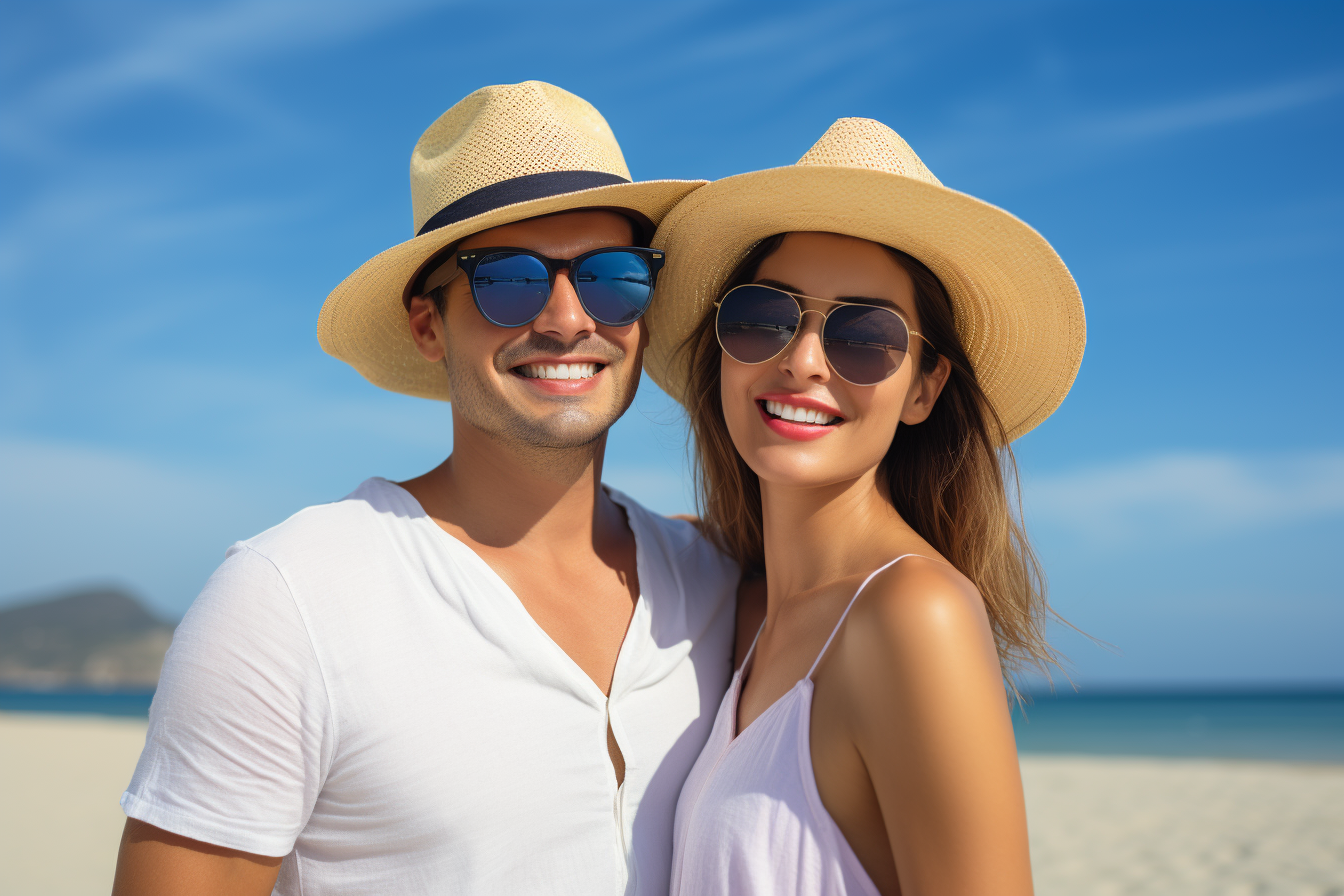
[678,233,1060,679]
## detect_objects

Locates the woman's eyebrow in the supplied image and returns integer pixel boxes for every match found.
[837,294,902,311]
[756,278,904,312]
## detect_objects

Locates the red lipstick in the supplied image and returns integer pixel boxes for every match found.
[755,396,841,442]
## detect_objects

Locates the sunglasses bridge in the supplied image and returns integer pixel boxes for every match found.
[424,246,665,328]
[714,285,933,386]
[712,290,928,346]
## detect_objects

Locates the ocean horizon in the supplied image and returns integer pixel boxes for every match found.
[1010,688,1343,763]
[2,686,1340,763]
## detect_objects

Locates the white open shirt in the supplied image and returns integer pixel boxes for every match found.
[122,478,738,895]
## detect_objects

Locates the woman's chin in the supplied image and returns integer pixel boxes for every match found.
[745,451,876,493]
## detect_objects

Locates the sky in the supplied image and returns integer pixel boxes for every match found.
[1,0,1340,687]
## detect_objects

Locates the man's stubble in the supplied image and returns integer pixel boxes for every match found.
[445,332,642,454]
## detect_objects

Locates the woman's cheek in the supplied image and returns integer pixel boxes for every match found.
[719,359,757,449]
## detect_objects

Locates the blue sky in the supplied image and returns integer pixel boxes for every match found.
[1,0,1340,686]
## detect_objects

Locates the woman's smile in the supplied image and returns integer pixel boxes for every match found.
[755,392,844,441]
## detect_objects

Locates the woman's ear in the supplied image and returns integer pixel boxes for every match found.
[407,293,447,363]
[900,354,951,425]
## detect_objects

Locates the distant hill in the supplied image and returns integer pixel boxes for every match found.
[0,588,175,689]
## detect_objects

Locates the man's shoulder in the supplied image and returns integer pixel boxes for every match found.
[240,477,417,566]
[606,487,739,584]
[608,488,701,547]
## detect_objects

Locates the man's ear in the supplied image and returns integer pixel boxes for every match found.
[408,293,446,363]
[900,354,951,426]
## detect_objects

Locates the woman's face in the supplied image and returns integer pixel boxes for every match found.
[720,231,946,492]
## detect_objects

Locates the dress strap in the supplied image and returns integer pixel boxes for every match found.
[805,554,921,681]
[739,621,766,677]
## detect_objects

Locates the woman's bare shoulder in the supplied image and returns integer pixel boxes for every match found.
[857,553,984,623]
[836,555,1001,699]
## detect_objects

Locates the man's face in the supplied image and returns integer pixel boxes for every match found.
[414,210,647,450]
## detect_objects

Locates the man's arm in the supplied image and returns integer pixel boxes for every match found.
[112,819,281,896]
[115,545,329,893]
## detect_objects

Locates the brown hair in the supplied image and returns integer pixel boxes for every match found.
[678,234,1059,679]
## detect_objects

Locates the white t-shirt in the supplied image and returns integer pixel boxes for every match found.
[122,478,738,895]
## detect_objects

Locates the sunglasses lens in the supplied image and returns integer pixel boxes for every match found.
[472,252,550,326]
[716,285,801,364]
[822,304,910,385]
[574,251,654,325]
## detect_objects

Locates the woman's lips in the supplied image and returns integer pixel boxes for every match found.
[756,400,838,442]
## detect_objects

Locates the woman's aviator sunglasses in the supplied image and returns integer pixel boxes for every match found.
[715,284,928,386]
[428,246,666,328]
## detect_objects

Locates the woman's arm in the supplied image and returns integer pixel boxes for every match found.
[839,558,1032,896]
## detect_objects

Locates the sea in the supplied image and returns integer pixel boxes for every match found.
[1011,690,1343,763]
[2,687,1340,763]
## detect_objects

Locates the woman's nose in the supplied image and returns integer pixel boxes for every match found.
[778,311,830,383]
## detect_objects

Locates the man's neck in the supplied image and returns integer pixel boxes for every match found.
[399,413,618,557]
[399,406,641,709]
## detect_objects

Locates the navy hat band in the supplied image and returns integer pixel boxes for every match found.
[416,170,632,237]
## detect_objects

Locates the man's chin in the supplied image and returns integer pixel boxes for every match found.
[448,363,639,450]
[487,386,622,448]
[504,406,616,449]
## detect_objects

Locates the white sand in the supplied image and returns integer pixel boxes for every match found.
[2,712,1341,895]
[1022,755,1344,895]
[0,712,148,896]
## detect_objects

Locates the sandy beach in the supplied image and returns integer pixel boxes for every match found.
[2,712,1341,895]
[1021,755,1344,895]
[1,712,149,896]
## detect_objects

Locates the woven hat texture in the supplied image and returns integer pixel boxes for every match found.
[646,117,1085,442]
[319,80,704,401]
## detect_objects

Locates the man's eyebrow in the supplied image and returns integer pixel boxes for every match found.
[756,279,903,311]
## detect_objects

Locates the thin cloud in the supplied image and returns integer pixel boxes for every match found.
[919,69,1344,188]
[652,0,1030,112]
[0,179,309,281]
[2,0,439,156]
[0,436,282,613]
[1071,71,1344,146]
[1025,451,1344,545]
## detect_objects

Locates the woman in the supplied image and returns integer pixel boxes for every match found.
[644,118,1085,895]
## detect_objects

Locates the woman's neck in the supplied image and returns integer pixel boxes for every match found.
[759,470,918,608]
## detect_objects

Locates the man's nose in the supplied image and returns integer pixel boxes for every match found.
[530,268,596,343]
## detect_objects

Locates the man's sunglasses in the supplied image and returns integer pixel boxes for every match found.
[428,247,665,328]
[715,284,928,386]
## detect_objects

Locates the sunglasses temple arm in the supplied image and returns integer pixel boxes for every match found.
[420,267,464,302]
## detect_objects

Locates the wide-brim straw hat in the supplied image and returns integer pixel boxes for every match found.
[646,118,1084,442]
[319,80,704,400]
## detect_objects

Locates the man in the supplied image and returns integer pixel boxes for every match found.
[112,81,738,895]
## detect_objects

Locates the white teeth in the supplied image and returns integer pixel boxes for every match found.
[520,362,598,380]
[763,399,836,425]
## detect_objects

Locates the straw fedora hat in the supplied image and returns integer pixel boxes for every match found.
[645,117,1085,441]
[318,80,704,400]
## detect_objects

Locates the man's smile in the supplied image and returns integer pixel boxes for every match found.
[508,356,610,395]
[516,361,602,380]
